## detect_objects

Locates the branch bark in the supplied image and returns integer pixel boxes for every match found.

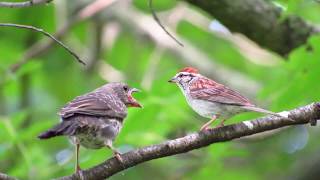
[0,172,18,180]
[0,0,53,8]
[183,0,320,56]
[57,102,320,180]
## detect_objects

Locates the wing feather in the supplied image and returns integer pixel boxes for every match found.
[189,78,254,106]
[59,91,127,120]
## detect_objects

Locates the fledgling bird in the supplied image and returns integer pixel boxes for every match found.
[38,82,141,172]
[169,67,285,131]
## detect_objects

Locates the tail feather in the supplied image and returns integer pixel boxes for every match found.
[38,130,58,139]
[38,121,75,139]
[62,123,79,135]
[242,106,284,118]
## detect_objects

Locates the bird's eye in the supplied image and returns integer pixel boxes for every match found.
[178,74,184,78]
[123,86,128,91]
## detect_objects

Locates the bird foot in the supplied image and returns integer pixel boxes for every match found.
[106,144,125,167]
[75,164,82,173]
[114,152,126,169]
[200,116,219,132]
[75,167,84,180]
[200,125,210,131]
[114,152,124,164]
[216,123,225,128]
[200,124,224,132]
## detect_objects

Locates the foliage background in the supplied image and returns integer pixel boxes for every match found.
[0,0,320,179]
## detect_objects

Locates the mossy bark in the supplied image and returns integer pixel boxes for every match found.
[184,0,319,56]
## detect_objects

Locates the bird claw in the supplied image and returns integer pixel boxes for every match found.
[76,168,84,180]
[216,123,225,128]
[114,152,123,164]
[106,144,125,167]
[200,125,210,131]
[200,123,225,131]
[76,166,81,172]
[75,164,82,174]
[114,152,126,169]
[200,116,219,132]
[310,119,317,126]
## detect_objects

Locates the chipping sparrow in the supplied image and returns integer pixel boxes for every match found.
[38,82,141,172]
[169,67,284,131]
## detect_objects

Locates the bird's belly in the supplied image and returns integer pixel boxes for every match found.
[187,99,244,119]
[72,119,123,149]
[76,132,105,149]
[188,99,221,118]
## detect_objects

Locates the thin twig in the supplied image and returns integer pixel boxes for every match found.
[8,0,117,72]
[0,0,53,8]
[9,18,77,72]
[148,0,184,47]
[0,23,86,68]
[111,4,260,97]
[57,102,320,180]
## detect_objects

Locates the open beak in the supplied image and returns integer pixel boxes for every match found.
[128,88,142,108]
[168,77,177,83]
[130,88,140,93]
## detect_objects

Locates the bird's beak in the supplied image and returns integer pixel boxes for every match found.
[130,88,141,93]
[168,77,177,83]
[128,88,142,108]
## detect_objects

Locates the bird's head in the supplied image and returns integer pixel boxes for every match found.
[109,82,142,108]
[168,67,199,88]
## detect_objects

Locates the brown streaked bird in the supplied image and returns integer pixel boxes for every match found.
[169,67,286,131]
[38,82,141,173]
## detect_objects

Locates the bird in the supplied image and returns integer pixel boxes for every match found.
[168,67,286,131]
[38,82,141,173]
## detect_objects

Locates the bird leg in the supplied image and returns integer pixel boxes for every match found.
[200,115,218,131]
[216,119,226,128]
[75,142,81,173]
[105,141,123,164]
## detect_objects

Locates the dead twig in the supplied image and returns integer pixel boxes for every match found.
[0,23,86,70]
[9,0,117,72]
[148,0,184,47]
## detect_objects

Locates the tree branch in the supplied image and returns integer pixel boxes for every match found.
[57,102,320,180]
[0,0,53,8]
[111,2,260,98]
[9,0,116,72]
[183,0,320,56]
[0,172,18,180]
[148,0,184,47]
[0,23,86,67]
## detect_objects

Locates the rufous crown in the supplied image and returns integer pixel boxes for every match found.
[179,67,199,74]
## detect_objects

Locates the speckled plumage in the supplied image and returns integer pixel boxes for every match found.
[169,67,282,130]
[38,82,141,171]
[65,115,122,149]
[176,73,252,119]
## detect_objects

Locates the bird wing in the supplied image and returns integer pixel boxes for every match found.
[59,91,127,120]
[189,77,254,106]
